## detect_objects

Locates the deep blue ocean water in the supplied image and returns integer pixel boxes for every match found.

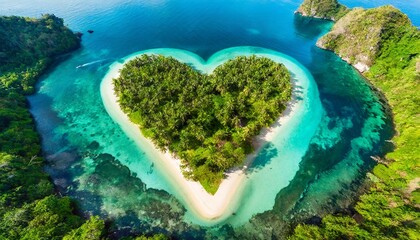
[1,0,418,238]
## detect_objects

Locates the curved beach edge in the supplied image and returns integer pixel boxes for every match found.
[100,47,313,223]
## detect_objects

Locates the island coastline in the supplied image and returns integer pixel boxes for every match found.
[100,47,313,222]
[290,3,420,238]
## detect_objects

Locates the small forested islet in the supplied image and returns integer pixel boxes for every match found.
[296,0,349,21]
[113,55,292,193]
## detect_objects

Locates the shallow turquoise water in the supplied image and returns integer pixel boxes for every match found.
[100,47,322,226]
[1,0,409,238]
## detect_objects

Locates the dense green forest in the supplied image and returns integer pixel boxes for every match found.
[2,4,419,239]
[292,4,420,239]
[296,0,349,21]
[114,55,292,193]
[0,15,165,240]
[0,14,93,240]
[0,15,81,94]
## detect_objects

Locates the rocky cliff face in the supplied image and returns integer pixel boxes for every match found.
[296,0,349,21]
[316,5,412,73]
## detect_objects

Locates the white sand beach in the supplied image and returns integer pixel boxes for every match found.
[100,51,303,221]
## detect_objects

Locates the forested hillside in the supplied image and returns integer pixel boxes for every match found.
[292,4,420,239]
[296,0,349,21]
[0,14,80,93]
[0,14,106,239]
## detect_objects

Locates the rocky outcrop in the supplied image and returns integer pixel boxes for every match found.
[296,0,349,21]
[316,5,412,73]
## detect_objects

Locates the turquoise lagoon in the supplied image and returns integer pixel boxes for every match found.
[100,47,322,225]
[1,0,410,237]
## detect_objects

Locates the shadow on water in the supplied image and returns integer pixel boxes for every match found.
[247,143,278,173]
[45,150,80,189]
[293,14,334,40]
[271,137,350,217]
[28,93,67,150]
[243,73,302,174]
[71,190,105,218]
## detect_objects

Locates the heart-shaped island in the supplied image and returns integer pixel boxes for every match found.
[101,47,322,223]
[113,54,292,193]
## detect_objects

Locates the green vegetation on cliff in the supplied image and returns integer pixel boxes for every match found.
[317,5,415,73]
[0,15,107,240]
[0,14,81,94]
[296,0,349,21]
[114,55,292,193]
[292,4,420,240]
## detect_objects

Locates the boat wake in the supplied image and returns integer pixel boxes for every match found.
[76,59,115,69]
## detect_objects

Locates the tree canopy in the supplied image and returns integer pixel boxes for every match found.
[292,4,420,239]
[114,55,292,193]
[0,15,106,240]
[0,14,81,94]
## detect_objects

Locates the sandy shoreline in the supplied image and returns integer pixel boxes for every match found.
[100,52,302,222]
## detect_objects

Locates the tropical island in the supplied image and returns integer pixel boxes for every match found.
[1,0,419,239]
[100,47,318,222]
[292,1,420,239]
[295,0,349,21]
[112,55,292,193]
